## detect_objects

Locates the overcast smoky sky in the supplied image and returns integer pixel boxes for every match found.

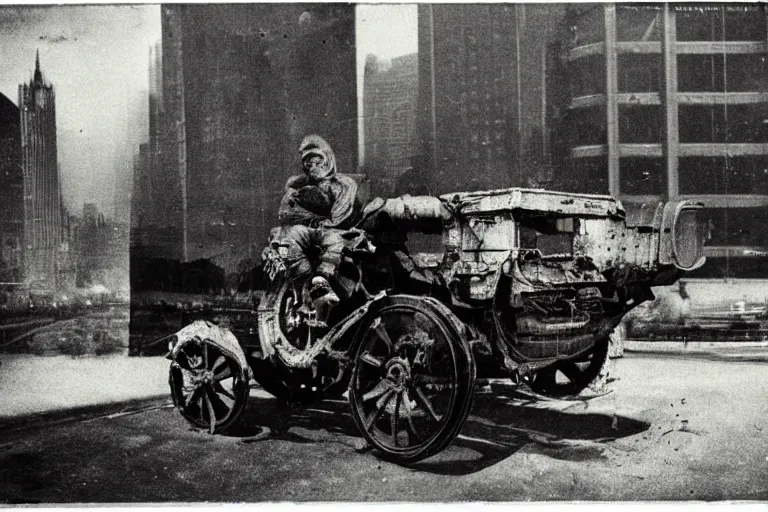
[0,5,160,222]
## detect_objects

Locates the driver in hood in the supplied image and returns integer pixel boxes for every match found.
[275,135,361,317]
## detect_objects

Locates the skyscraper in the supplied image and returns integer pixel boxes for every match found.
[416,5,564,195]
[0,92,23,284]
[363,53,419,197]
[417,5,519,194]
[157,4,357,270]
[128,39,183,262]
[19,52,63,290]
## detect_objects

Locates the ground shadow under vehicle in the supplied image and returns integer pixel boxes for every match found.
[216,386,649,476]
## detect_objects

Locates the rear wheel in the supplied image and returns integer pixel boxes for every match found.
[527,337,609,397]
[252,278,326,404]
[349,296,475,463]
[169,341,249,433]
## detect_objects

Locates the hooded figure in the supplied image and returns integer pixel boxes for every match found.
[274,135,361,318]
[278,135,360,229]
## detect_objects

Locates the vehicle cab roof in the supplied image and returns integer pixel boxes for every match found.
[439,187,625,219]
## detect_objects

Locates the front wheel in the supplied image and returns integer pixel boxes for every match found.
[169,341,250,433]
[348,295,476,463]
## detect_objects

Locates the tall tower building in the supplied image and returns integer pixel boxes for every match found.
[159,4,357,270]
[363,53,419,197]
[129,41,183,261]
[415,5,563,195]
[417,5,518,194]
[19,51,63,290]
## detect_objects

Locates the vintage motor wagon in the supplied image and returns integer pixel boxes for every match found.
[167,187,706,462]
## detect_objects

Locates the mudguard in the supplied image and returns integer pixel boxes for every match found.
[169,320,253,380]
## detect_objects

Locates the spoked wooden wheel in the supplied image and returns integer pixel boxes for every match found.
[169,341,249,433]
[251,278,326,405]
[349,296,475,463]
[527,336,609,397]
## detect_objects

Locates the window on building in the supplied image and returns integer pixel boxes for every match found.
[701,207,768,248]
[727,105,768,143]
[676,5,767,42]
[722,54,768,93]
[618,54,661,93]
[571,55,606,98]
[678,54,766,93]
[617,5,662,42]
[678,55,725,92]
[723,6,768,41]
[566,106,607,147]
[620,157,665,195]
[677,6,725,41]
[564,156,609,195]
[679,106,726,143]
[679,156,768,195]
[619,105,663,143]
[680,105,768,144]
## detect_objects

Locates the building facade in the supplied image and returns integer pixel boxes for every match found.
[416,4,518,195]
[130,142,150,231]
[0,93,24,284]
[557,3,768,279]
[133,4,358,272]
[415,4,565,195]
[77,203,129,292]
[19,53,63,290]
[129,39,184,262]
[362,53,419,197]
[410,3,768,283]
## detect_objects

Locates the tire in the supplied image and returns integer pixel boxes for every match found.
[251,277,326,405]
[348,295,476,463]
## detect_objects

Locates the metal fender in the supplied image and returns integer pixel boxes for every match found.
[170,320,252,380]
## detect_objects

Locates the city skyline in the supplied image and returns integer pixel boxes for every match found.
[0,5,161,222]
[0,5,415,222]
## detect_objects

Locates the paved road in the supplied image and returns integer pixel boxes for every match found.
[1,354,767,503]
[0,353,168,419]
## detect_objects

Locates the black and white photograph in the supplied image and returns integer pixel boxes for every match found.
[0,1,767,503]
